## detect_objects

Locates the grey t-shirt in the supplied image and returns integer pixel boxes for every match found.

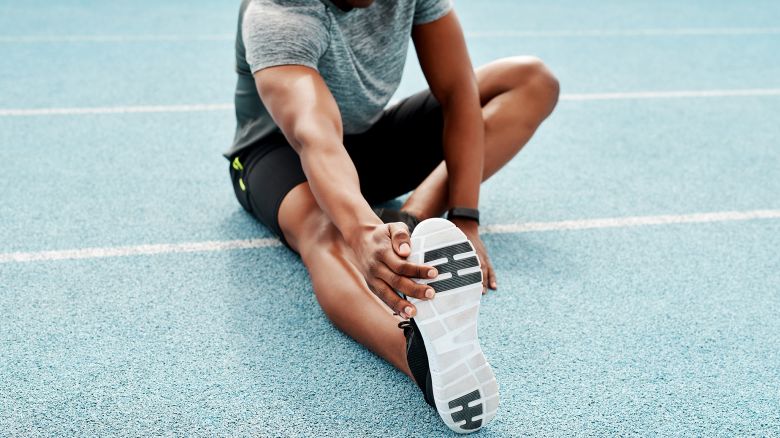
[226,0,452,158]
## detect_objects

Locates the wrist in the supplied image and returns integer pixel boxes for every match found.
[343,216,383,249]
[450,217,479,233]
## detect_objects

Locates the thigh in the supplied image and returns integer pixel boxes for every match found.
[345,90,445,204]
[229,133,307,246]
[231,90,445,241]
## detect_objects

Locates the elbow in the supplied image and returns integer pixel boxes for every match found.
[288,115,343,153]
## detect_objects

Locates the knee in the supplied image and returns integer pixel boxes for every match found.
[524,57,560,109]
[295,217,355,316]
[278,184,343,256]
[506,56,560,111]
[296,212,343,261]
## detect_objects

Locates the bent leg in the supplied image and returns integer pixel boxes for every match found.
[402,56,560,219]
[278,182,413,377]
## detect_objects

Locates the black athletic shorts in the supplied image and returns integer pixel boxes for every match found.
[228,89,444,246]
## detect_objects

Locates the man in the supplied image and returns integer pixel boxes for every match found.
[226,0,558,431]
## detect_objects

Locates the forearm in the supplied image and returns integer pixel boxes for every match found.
[299,141,382,244]
[252,66,382,244]
[440,90,485,210]
[412,11,484,210]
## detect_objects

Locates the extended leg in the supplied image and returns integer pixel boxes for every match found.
[402,56,560,219]
[278,182,413,377]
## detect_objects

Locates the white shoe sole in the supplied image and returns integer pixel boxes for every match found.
[408,218,499,433]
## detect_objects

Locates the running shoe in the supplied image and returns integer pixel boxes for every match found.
[404,218,499,433]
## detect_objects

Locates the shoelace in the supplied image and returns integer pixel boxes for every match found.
[398,319,412,335]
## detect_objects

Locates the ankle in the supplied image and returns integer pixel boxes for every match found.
[400,207,427,221]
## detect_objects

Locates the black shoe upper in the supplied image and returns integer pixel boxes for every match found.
[380,208,431,405]
[373,208,421,232]
[399,319,435,407]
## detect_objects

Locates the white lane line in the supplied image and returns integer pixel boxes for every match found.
[0,34,234,43]
[467,27,780,38]
[481,209,780,234]
[560,88,780,101]
[2,27,780,43]
[2,209,779,264]
[0,238,282,263]
[0,103,234,117]
[3,88,780,117]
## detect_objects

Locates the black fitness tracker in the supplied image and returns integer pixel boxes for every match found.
[446,207,480,224]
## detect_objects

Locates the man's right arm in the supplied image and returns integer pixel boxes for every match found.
[253,65,437,317]
[255,65,377,245]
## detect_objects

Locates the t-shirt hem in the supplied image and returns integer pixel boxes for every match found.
[413,0,453,25]
[250,59,320,75]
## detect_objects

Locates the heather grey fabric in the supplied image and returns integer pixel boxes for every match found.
[226,0,452,158]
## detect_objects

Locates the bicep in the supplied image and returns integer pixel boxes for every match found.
[412,11,477,103]
[253,65,343,152]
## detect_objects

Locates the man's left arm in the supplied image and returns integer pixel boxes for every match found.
[412,10,483,212]
[412,10,497,292]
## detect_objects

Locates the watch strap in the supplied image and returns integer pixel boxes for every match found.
[446,207,480,224]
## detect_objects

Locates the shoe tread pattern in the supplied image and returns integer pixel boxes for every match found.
[409,218,499,434]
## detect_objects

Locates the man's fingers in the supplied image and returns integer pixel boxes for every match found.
[385,222,438,279]
[379,265,435,300]
[478,251,492,294]
[481,252,497,291]
[488,263,498,290]
[481,262,489,294]
[387,222,412,257]
[385,254,438,280]
[370,279,416,318]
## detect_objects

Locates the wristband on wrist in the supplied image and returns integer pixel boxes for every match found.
[446,207,480,225]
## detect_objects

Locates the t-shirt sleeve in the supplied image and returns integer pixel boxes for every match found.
[242,0,330,74]
[413,0,453,25]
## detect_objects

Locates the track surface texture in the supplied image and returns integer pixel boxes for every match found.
[1,0,779,436]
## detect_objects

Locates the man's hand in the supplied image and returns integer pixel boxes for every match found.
[452,219,497,294]
[253,66,438,315]
[349,222,438,319]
